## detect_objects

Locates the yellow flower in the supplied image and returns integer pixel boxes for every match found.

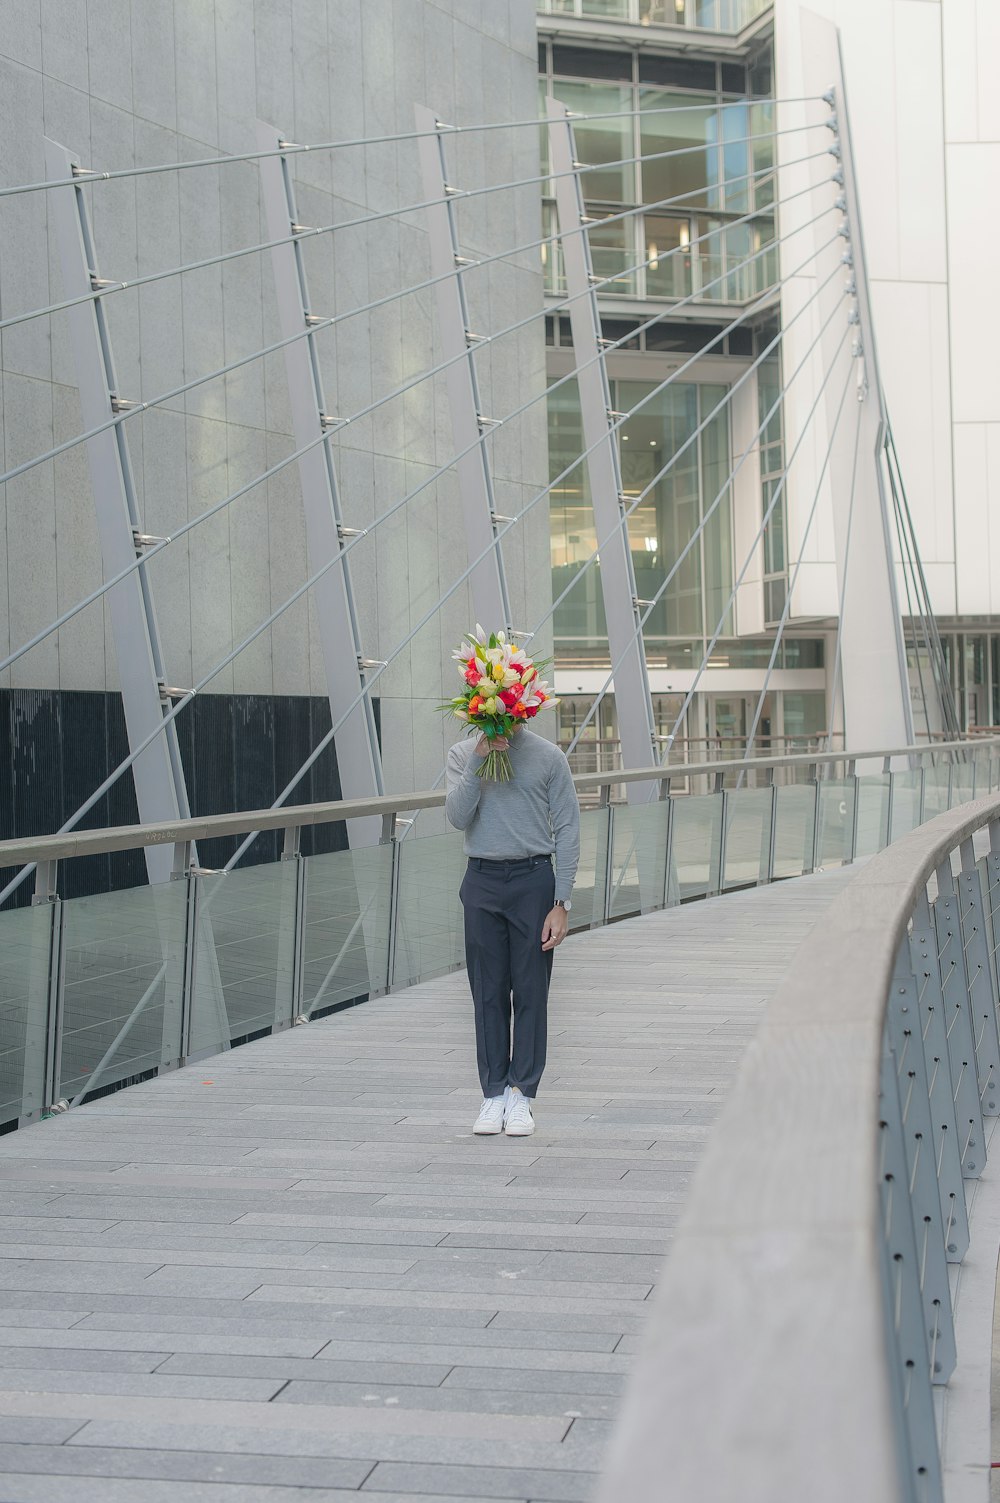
[491,661,505,682]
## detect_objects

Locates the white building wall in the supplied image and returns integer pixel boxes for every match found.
[774,0,1000,622]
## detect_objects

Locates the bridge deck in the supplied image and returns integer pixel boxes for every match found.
[0,867,853,1503]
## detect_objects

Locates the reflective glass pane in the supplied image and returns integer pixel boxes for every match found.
[392,831,467,988]
[950,761,975,806]
[668,792,723,900]
[855,774,891,858]
[640,89,717,211]
[922,763,952,821]
[722,787,772,889]
[571,807,611,930]
[773,782,817,878]
[645,215,691,299]
[589,211,636,297]
[194,861,299,1051]
[816,779,856,867]
[553,82,635,203]
[610,801,669,919]
[302,843,394,1017]
[0,905,53,1125]
[889,770,923,841]
[59,881,187,1102]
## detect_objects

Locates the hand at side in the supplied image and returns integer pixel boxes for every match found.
[541,905,568,952]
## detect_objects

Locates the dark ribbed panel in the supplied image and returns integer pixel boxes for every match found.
[0,690,377,907]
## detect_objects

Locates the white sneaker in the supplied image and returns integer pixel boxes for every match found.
[504,1092,535,1137]
[474,1093,507,1135]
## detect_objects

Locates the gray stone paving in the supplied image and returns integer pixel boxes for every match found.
[0,867,854,1503]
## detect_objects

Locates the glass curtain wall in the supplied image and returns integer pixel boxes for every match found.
[550,377,733,663]
[538,0,774,32]
[539,45,776,305]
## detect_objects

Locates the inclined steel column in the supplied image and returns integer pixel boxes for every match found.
[414,106,511,635]
[256,123,384,847]
[546,99,658,802]
[44,138,190,886]
[791,17,914,752]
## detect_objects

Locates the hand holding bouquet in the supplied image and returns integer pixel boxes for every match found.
[441,625,558,781]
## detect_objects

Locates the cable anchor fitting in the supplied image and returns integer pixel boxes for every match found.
[304,313,325,327]
[825,114,839,133]
[490,512,516,525]
[337,525,366,540]
[822,88,836,105]
[837,222,851,239]
[110,395,139,413]
[477,414,502,428]
[319,413,345,429]
[289,222,314,235]
[465,330,489,344]
[132,528,168,551]
[827,143,842,160]
[357,657,387,671]
[830,168,845,186]
[158,682,193,702]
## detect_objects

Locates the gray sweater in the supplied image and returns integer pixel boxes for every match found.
[445,729,581,902]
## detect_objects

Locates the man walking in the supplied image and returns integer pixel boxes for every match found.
[445,724,580,1137]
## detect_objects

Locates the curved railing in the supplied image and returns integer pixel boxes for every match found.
[598,792,1000,1503]
[1,736,998,1142]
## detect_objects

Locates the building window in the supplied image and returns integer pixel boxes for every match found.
[539,48,776,304]
[549,377,734,659]
[757,334,787,625]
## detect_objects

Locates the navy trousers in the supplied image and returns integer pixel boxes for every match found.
[459,855,555,1100]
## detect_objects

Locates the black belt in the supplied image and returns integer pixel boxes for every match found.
[468,854,551,874]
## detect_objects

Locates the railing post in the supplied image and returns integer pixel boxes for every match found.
[847,758,859,863]
[661,783,676,908]
[603,803,617,925]
[808,764,821,874]
[763,776,778,885]
[957,837,1000,1115]
[716,786,729,895]
[278,825,305,1029]
[384,814,402,993]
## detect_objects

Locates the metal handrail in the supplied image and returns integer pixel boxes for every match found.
[0,735,995,871]
[597,791,1000,1503]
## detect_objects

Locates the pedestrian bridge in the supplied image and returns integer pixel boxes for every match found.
[1,740,1000,1502]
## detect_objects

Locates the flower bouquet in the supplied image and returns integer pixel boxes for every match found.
[442,625,558,781]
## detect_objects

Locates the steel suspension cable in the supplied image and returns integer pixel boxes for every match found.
[0,133,826,340]
[658,341,856,768]
[0,185,835,678]
[738,365,860,779]
[0,153,832,492]
[221,237,842,868]
[0,206,839,900]
[562,320,853,763]
[400,260,847,838]
[0,95,826,201]
[2,97,823,201]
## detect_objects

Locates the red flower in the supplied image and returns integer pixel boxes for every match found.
[499,686,523,709]
[464,665,480,685]
[512,701,529,718]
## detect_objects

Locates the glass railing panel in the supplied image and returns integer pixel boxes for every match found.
[889,769,922,840]
[772,781,817,878]
[950,760,975,806]
[192,861,299,1052]
[609,800,669,920]
[0,905,54,1126]
[571,807,611,932]
[59,880,187,1103]
[668,792,723,900]
[301,842,393,1018]
[816,779,856,868]
[854,774,891,858]
[722,787,772,890]
[392,830,467,989]
[922,763,952,821]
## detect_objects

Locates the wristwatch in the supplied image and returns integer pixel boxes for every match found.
[556,898,572,911]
